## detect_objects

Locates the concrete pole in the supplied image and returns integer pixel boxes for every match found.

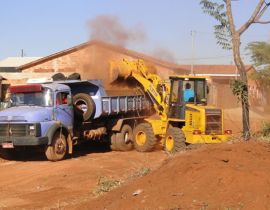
[191,30,196,75]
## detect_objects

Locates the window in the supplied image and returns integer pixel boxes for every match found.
[195,80,207,103]
[56,92,69,105]
[171,80,180,103]
[183,81,195,102]
[10,88,53,107]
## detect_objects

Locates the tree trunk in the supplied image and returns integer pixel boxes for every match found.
[232,33,250,140]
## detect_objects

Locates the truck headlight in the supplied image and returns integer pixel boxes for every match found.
[29,125,36,136]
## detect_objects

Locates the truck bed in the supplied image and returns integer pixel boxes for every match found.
[101,95,150,115]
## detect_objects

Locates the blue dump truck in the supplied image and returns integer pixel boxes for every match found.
[0,80,151,161]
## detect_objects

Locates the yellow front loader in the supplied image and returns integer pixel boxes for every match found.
[110,59,231,153]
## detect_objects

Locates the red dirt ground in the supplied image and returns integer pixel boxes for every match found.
[1,141,270,210]
[71,141,270,210]
[0,143,167,210]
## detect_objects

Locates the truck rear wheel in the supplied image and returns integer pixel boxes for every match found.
[45,131,67,161]
[73,93,95,121]
[133,123,156,152]
[165,126,186,153]
[110,124,133,151]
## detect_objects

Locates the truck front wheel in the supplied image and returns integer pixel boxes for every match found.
[133,123,156,152]
[45,131,67,161]
[0,148,17,160]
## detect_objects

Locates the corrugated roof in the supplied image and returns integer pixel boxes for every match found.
[0,57,42,67]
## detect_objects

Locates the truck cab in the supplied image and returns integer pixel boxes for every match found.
[0,83,75,161]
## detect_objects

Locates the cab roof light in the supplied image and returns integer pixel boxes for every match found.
[9,84,43,93]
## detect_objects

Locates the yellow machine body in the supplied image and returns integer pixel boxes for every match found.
[110,59,231,147]
[181,104,230,144]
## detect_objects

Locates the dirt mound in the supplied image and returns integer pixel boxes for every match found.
[224,107,270,134]
[75,141,270,210]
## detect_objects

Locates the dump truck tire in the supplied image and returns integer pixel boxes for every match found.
[0,149,17,160]
[133,123,156,152]
[110,133,117,151]
[73,93,95,121]
[52,73,66,81]
[45,131,67,161]
[110,125,133,151]
[165,126,186,153]
[67,73,81,80]
[115,124,133,151]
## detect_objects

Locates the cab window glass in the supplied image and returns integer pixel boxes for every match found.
[56,92,69,105]
[171,80,179,103]
[196,80,206,102]
[183,81,195,102]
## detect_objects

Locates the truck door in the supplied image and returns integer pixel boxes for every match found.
[55,91,73,128]
[168,79,185,120]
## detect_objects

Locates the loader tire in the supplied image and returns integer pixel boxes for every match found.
[133,123,156,152]
[73,93,95,121]
[45,131,67,161]
[165,126,186,153]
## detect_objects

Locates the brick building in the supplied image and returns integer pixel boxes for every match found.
[0,40,257,108]
[17,41,187,86]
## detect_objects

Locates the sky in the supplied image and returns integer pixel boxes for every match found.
[0,0,269,64]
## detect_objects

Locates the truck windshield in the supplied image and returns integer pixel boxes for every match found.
[10,88,54,107]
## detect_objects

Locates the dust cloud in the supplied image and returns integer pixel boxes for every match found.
[89,15,146,47]
[152,48,176,63]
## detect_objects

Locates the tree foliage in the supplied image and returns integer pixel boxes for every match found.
[248,41,270,88]
[200,0,232,49]
[248,41,270,68]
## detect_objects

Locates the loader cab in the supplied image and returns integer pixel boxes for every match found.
[168,76,208,119]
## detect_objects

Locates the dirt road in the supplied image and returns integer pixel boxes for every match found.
[0,142,167,210]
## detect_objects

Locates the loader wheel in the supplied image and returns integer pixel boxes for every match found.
[110,125,133,151]
[73,93,96,121]
[165,126,186,153]
[133,123,156,152]
[45,131,67,161]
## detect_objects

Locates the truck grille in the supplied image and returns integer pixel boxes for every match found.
[0,124,28,137]
[205,109,222,135]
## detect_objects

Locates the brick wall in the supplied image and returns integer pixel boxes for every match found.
[22,45,180,87]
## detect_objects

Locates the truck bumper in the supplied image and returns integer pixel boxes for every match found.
[185,133,231,144]
[0,136,48,146]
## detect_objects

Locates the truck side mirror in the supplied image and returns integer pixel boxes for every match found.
[207,85,209,94]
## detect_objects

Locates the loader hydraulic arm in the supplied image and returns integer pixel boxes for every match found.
[110,59,169,120]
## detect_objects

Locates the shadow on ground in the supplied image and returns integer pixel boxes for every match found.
[0,140,112,162]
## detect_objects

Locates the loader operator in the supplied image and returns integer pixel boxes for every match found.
[183,82,195,102]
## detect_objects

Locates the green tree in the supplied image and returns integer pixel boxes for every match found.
[200,0,270,140]
[248,41,270,105]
